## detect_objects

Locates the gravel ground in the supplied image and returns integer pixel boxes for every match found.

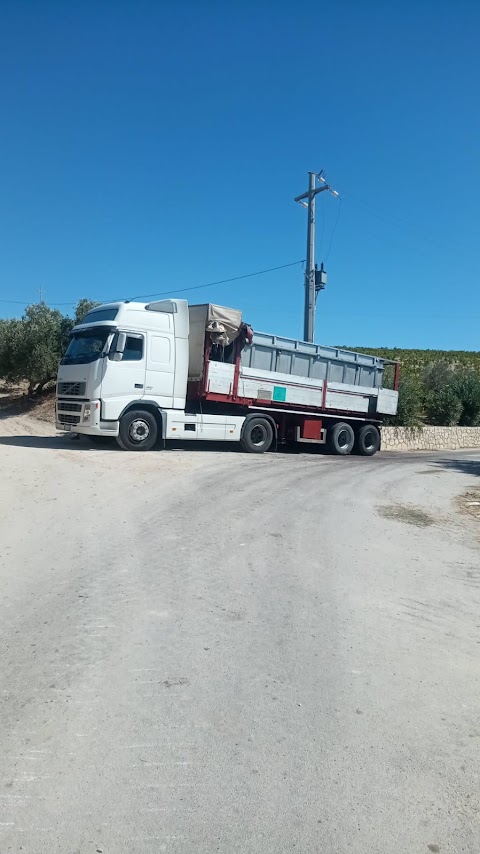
[0,415,479,854]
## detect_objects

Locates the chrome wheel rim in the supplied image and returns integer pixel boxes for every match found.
[251,425,267,446]
[337,429,350,451]
[129,419,150,443]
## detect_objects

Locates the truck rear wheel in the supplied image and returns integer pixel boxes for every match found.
[328,422,355,455]
[240,417,273,453]
[117,409,158,451]
[354,424,380,456]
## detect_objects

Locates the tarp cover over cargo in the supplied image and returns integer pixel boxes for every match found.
[188,303,398,417]
[188,304,246,381]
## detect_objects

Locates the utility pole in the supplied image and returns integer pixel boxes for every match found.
[38,286,45,304]
[294,171,339,342]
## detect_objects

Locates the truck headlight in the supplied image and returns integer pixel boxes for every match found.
[83,405,91,421]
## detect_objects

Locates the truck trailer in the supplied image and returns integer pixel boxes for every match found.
[56,299,399,455]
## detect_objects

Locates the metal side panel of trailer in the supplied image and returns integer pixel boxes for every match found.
[206,361,398,417]
[241,331,386,389]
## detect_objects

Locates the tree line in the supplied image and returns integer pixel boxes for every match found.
[351,348,480,427]
[392,364,480,428]
[0,299,98,396]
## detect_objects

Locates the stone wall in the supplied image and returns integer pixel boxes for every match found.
[381,425,480,452]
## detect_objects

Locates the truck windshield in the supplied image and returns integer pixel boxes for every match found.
[61,327,111,365]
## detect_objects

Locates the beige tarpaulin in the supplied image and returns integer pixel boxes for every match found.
[188,303,243,381]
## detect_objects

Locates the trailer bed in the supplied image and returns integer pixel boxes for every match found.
[188,305,399,419]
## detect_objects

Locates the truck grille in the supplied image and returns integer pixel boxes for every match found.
[57,381,86,396]
[57,413,81,425]
[57,400,82,413]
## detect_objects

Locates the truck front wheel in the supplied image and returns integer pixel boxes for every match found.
[240,417,274,453]
[354,424,380,456]
[117,409,158,451]
[328,422,355,455]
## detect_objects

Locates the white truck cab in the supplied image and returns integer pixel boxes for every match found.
[56,299,196,448]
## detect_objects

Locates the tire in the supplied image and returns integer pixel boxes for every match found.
[354,424,380,456]
[117,409,158,451]
[328,422,355,455]
[240,417,274,454]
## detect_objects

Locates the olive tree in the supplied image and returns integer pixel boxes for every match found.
[0,298,99,396]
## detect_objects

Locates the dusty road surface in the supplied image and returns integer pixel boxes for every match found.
[1,413,479,854]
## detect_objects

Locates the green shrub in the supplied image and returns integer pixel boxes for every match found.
[425,386,462,426]
[387,374,424,427]
[453,372,480,426]
[423,361,454,392]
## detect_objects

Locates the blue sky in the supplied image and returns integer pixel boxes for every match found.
[1,1,479,349]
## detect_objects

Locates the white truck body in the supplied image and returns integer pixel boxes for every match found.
[56,299,398,454]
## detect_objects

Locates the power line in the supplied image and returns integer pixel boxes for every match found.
[320,194,325,255]
[324,197,342,262]
[0,297,54,305]
[126,260,304,301]
[0,260,305,308]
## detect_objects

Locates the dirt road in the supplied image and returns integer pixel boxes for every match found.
[1,414,479,854]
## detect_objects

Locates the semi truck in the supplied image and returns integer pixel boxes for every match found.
[56,299,399,455]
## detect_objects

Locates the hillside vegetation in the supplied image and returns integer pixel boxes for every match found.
[345,347,480,427]
[348,347,480,376]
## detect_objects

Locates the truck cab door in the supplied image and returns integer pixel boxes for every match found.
[101,332,146,420]
[144,330,176,407]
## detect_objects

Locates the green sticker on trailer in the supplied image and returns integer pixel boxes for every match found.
[273,386,287,402]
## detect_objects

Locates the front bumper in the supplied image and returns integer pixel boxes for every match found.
[55,398,119,436]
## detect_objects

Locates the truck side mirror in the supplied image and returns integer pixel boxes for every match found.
[111,332,127,362]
